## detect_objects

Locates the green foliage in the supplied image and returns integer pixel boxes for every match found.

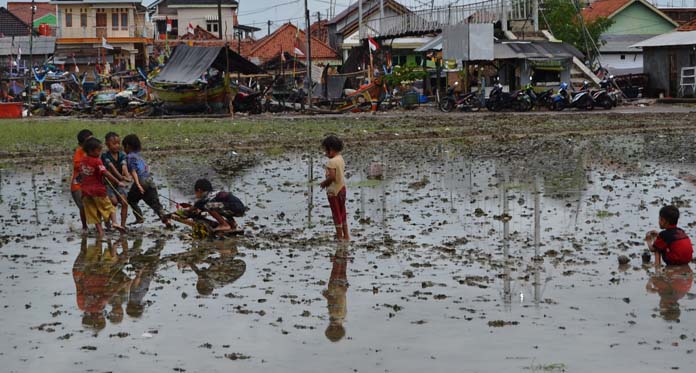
[383,63,427,86]
[542,0,614,60]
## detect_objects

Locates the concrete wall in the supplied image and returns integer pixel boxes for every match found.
[643,46,695,97]
[608,3,675,35]
[602,52,643,73]
[175,7,236,38]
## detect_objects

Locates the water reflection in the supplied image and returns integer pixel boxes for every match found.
[127,238,165,318]
[170,241,246,296]
[645,265,694,322]
[72,237,132,332]
[323,245,349,342]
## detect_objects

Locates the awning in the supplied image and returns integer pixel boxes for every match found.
[152,45,263,84]
[206,15,218,21]
[415,35,442,52]
[151,15,177,21]
[529,59,564,71]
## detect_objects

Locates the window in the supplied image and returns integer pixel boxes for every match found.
[65,9,72,28]
[620,54,626,60]
[80,10,87,27]
[112,11,119,30]
[121,12,128,30]
[206,20,218,34]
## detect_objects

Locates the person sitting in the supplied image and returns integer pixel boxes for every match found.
[645,206,694,266]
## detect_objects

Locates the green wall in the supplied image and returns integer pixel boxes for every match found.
[607,3,675,35]
[33,14,56,27]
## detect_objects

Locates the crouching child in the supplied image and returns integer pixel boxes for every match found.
[645,205,694,266]
[178,179,246,234]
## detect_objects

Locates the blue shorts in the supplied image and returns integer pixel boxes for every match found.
[107,183,129,201]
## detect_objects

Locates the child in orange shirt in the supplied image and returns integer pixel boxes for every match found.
[71,129,93,232]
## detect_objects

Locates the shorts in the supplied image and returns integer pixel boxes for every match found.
[82,195,116,225]
[327,187,347,228]
[106,183,128,202]
[71,190,84,209]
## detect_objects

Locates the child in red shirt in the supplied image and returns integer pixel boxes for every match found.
[71,129,93,233]
[645,206,694,266]
[80,138,127,236]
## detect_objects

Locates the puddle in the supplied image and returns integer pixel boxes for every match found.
[1,134,696,372]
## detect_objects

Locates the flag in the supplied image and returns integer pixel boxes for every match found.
[187,22,194,35]
[166,17,172,33]
[17,47,21,61]
[368,36,380,52]
[293,47,304,57]
[280,50,286,62]
[101,37,114,50]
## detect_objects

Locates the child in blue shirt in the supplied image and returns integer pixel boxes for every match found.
[121,134,171,227]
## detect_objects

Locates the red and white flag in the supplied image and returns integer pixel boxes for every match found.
[187,22,194,34]
[293,47,304,56]
[166,17,172,32]
[368,36,380,52]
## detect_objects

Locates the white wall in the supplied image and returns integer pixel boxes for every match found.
[175,7,236,38]
[602,52,644,74]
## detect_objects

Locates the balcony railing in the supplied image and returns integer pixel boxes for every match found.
[55,24,153,39]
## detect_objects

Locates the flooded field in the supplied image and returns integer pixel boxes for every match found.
[1,134,696,372]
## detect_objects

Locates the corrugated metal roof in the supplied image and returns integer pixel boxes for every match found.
[599,34,655,52]
[0,36,56,56]
[631,30,696,47]
[414,35,442,52]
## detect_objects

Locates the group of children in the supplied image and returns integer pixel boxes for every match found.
[70,130,350,241]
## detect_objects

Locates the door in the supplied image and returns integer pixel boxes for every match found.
[96,13,107,38]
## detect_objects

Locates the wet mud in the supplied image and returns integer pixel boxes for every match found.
[1,134,696,372]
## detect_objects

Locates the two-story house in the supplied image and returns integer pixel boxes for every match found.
[147,0,238,40]
[51,0,151,70]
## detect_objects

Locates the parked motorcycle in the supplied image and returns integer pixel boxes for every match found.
[486,83,532,112]
[233,85,263,114]
[439,82,481,112]
[551,82,594,111]
[523,83,554,110]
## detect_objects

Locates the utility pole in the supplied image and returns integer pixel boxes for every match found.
[358,0,363,39]
[379,0,384,34]
[29,0,36,106]
[217,0,223,39]
[304,0,312,108]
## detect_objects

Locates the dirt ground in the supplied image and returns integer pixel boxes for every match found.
[1,108,696,372]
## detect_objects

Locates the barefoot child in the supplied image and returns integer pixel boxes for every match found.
[79,138,127,236]
[71,129,93,232]
[101,132,130,228]
[121,134,171,227]
[319,135,349,241]
[177,179,246,233]
[645,206,694,266]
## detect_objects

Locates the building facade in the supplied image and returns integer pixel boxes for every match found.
[147,0,238,40]
[51,0,151,69]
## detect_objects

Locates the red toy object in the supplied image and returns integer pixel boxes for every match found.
[0,102,23,118]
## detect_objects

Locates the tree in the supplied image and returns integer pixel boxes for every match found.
[542,0,614,63]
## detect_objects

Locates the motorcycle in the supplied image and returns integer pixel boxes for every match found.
[233,85,263,114]
[551,82,594,111]
[439,82,481,112]
[523,83,554,110]
[486,83,532,112]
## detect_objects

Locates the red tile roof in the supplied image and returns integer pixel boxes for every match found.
[677,17,696,31]
[7,1,54,25]
[581,0,632,21]
[246,23,338,63]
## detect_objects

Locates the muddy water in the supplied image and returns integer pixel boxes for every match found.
[1,135,696,372]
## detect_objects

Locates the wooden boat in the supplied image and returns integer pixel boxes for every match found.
[149,81,236,113]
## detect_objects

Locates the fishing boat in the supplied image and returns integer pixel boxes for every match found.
[148,45,263,113]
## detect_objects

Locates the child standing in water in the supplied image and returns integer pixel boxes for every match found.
[79,138,127,236]
[320,135,349,241]
[101,132,130,228]
[71,129,93,233]
[121,134,171,227]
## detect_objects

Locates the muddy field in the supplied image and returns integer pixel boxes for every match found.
[2,129,696,372]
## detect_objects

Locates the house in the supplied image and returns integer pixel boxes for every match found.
[147,0,238,40]
[243,23,339,71]
[582,0,679,75]
[51,0,151,70]
[0,36,56,69]
[0,7,32,37]
[326,0,409,52]
[632,19,696,97]
[7,1,56,31]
